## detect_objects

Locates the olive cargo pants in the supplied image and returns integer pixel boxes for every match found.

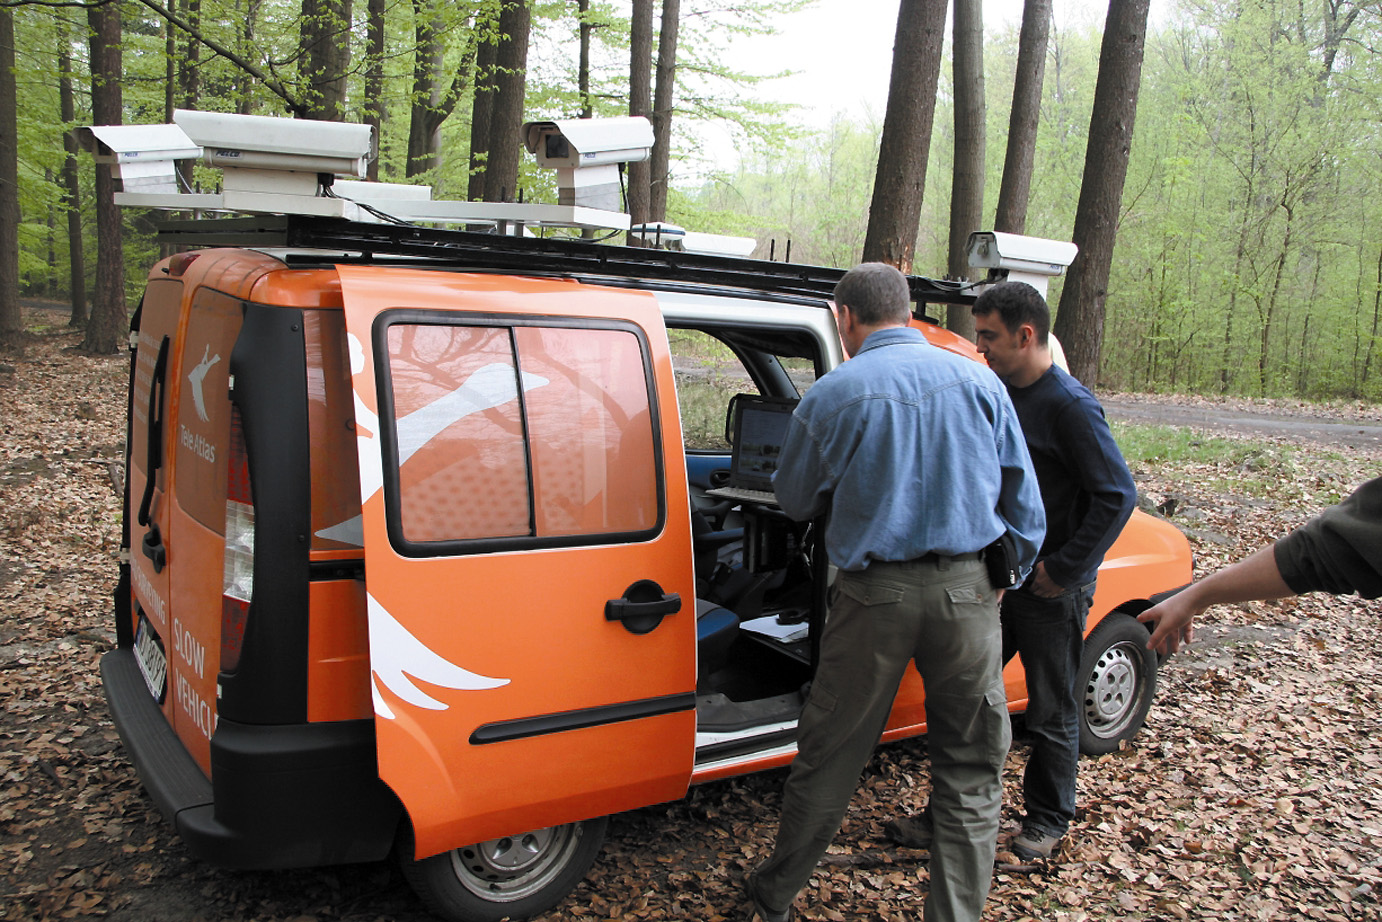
[754,554,1011,922]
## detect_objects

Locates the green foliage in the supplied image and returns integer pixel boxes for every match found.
[683,1,1381,402]
[5,0,1380,405]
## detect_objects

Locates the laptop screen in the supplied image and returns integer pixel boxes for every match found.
[729,396,797,491]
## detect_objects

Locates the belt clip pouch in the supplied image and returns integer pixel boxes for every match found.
[984,532,1020,588]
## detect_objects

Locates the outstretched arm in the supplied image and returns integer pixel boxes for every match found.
[1137,544,1294,655]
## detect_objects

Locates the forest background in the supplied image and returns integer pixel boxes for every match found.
[0,0,1380,402]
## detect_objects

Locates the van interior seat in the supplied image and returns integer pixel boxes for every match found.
[695,598,739,685]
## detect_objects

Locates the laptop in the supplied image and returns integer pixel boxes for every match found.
[705,395,798,506]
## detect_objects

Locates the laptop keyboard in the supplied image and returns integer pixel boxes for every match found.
[706,486,779,506]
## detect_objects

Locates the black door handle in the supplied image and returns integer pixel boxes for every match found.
[142,525,167,573]
[605,579,681,635]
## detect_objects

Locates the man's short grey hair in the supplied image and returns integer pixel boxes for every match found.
[834,262,913,327]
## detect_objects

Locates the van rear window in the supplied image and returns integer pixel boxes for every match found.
[381,319,660,549]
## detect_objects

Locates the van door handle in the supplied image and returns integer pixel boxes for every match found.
[141,524,167,573]
[605,579,682,635]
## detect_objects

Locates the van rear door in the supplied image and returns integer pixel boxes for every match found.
[338,267,697,859]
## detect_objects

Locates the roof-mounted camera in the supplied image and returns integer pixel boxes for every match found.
[966,231,1079,300]
[522,117,654,212]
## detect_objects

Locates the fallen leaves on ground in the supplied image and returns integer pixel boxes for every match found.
[2,310,1380,921]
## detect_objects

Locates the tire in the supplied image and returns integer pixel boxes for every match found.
[1078,611,1158,755]
[400,816,609,922]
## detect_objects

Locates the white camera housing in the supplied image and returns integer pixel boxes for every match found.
[77,123,202,194]
[523,117,654,211]
[173,109,375,196]
[967,231,1078,300]
[967,231,1078,276]
[523,117,654,169]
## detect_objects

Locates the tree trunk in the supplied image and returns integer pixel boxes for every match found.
[84,0,126,356]
[407,2,477,180]
[300,0,351,120]
[364,0,386,180]
[1362,246,1382,393]
[481,0,529,204]
[1051,0,1150,386]
[58,21,87,327]
[649,0,680,222]
[578,0,593,117]
[407,0,445,177]
[467,4,499,201]
[626,0,654,241]
[862,0,947,270]
[176,0,202,196]
[0,7,21,353]
[946,0,985,338]
[993,0,1052,235]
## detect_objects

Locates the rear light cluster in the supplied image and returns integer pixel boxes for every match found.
[221,404,253,673]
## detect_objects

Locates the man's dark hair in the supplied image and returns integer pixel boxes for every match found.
[971,281,1050,344]
[834,263,912,327]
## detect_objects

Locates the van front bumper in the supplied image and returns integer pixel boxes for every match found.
[101,647,401,869]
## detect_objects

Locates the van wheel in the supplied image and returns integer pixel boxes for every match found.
[400,816,609,922]
[1078,612,1158,756]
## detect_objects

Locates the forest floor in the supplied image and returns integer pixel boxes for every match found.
[3,306,1382,922]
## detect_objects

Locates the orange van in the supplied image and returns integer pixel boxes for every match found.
[102,214,1192,922]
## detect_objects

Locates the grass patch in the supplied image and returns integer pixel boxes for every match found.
[1111,421,1312,497]
[1111,421,1286,466]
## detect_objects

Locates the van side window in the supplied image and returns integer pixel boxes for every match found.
[669,329,757,451]
[382,320,661,549]
[176,289,242,531]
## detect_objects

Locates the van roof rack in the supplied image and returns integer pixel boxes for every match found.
[155,213,977,306]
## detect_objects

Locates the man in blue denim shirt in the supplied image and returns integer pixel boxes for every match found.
[962,281,1135,862]
[747,263,1044,922]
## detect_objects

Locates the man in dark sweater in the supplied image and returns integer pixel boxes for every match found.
[886,281,1136,862]
[1140,476,1382,654]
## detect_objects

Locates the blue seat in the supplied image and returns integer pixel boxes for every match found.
[696,599,740,684]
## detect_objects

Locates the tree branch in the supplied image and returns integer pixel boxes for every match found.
[124,0,308,117]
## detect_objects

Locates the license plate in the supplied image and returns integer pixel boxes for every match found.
[134,617,168,703]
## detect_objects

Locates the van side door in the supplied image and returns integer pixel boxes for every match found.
[338,267,697,859]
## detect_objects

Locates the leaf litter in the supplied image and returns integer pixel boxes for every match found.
[2,310,1380,921]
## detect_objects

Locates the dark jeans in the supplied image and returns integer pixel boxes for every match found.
[1000,580,1095,839]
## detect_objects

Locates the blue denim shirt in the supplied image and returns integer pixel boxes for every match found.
[772,326,1045,574]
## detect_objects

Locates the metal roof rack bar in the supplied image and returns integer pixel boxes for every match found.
[154,214,977,306]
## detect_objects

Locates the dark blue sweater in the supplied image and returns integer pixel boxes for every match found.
[1007,364,1136,589]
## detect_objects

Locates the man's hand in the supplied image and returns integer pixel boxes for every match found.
[1030,561,1065,598]
[1137,592,1198,655]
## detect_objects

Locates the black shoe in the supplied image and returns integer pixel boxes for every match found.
[746,868,794,922]
[883,812,934,849]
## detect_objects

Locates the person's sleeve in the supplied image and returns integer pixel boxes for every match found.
[1272,476,1382,599]
[771,413,832,523]
[994,393,1045,580]
[1041,398,1138,588]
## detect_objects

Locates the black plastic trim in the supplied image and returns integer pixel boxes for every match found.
[309,558,365,581]
[102,648,400,870]
[470,692,696,745]
[370,309,667,559]
[115,300,144,648]
[218,303,312,724]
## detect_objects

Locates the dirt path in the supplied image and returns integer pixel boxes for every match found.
[1100,393,1382,452]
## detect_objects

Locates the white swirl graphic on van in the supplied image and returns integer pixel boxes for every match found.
[393,362,550,465]
[186,345,221,423]
[368,593,508,720]
[333,335,550,545]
